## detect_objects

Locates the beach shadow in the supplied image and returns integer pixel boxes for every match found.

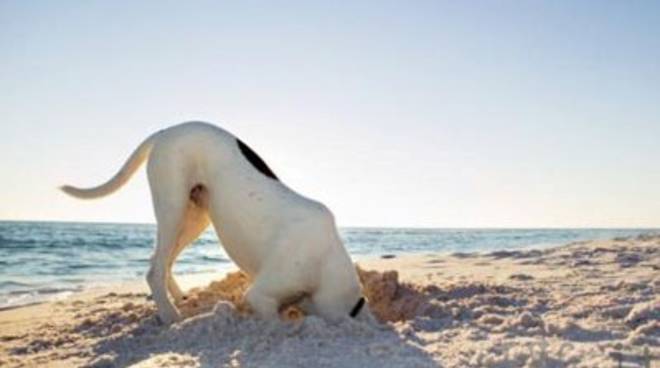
[486,249,544,260]
[64,269,442,367]
[85,304,441,368]
[554,323,621,343]
[449,252,475,259]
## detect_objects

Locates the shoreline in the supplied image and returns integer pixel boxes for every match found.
[0,237,604,312]
[0,270,233,312]
[2,225,656,313]
[1,235,658,367]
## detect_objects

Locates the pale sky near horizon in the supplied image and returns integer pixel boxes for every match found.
[1,1,659,228]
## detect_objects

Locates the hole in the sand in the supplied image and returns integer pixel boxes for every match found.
[174,267,436,323]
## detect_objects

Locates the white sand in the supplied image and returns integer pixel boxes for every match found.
[1,235,658,367]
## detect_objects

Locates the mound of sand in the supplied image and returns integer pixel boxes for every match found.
[177,267,432,324]
[178,271,252,317]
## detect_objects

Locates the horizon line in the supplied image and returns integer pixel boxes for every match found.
[1,219,658,231]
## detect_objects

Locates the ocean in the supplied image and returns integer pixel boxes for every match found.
[0,221,656,309]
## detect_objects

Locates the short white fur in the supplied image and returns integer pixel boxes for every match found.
[62,121,366,324]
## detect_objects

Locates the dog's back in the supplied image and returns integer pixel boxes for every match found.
[148,121,334,273]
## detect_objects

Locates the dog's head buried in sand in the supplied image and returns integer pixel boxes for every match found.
[61,121,371,324]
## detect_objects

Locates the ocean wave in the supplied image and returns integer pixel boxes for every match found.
[174,268,220,275]
[35,286,83,295]
[0,238,154,250]
[66,264,98,270]
[200,255,228,262]
[0,238,41,248]
[6,286,79,296]
[0,280,35,288]
[0,287,81,309]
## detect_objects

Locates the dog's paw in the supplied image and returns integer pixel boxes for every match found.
[156,311,183,325]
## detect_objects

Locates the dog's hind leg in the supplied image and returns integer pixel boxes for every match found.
[148,218,185,324]
[167,201,210,302]
[146,171,193,324]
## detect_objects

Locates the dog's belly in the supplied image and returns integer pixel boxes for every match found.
[206,189,286,276]
[212,225,263,276]
[205,186,317,278]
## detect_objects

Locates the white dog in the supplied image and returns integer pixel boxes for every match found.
[62,121,367,324]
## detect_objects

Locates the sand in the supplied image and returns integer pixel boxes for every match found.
[1,235,658,367]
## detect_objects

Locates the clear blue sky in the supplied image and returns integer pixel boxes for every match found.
[1,1,659,227]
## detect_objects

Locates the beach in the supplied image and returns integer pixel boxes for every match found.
[1,234,658,367]
[4,1,660,366]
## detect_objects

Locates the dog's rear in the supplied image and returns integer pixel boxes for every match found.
[61,122,232,323]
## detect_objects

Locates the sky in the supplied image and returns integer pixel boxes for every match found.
[1,1,659,228]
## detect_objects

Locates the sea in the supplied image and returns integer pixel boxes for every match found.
[0,221,656,309]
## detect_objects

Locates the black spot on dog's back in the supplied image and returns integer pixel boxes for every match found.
[236,138,279,181]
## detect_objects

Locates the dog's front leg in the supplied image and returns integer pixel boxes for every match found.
[244,283,280,320]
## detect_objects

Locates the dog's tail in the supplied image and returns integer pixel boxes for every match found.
[60,131,161,199]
